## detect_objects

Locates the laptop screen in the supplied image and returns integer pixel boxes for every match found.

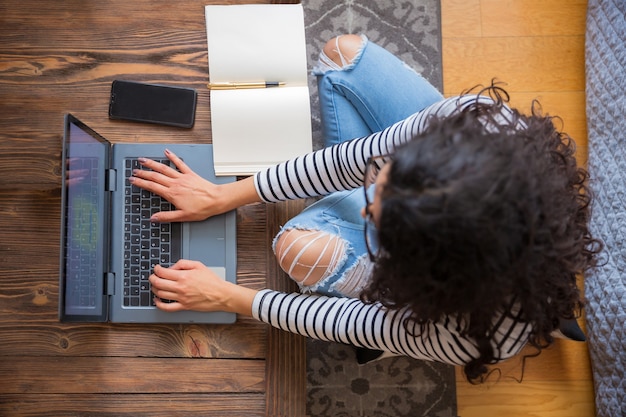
[60,116,109,321]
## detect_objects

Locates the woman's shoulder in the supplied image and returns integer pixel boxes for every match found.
[418,94,498,116]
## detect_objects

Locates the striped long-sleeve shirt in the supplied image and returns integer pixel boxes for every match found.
[252,290,531,365]
[250,95,531,365]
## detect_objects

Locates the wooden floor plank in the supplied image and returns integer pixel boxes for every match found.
[480,0,588,37]
[0,357,265,394]
[442,36,585,95]
[440,0,482,38]
[454,380,595,417]
[264,200,307,417]
[0,322,266,358]
[0,394,266,417]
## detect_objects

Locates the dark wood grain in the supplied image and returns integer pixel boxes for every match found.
[264,201,307,417]
[0,394,266,417]
[0,1,306,415]
[0,322,266,358]
[0,357,265,394]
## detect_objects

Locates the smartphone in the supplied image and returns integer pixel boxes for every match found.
[108,80,197,128]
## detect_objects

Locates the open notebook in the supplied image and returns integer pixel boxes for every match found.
[205,4,312,176]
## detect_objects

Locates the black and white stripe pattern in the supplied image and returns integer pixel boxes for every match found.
[254,95,498,203]
[252,289,531,365]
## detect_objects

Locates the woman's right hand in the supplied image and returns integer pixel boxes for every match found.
[129,149,260,222]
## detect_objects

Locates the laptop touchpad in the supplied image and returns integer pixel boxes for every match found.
[185,217,227,271]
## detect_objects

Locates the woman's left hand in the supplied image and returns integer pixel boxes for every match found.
[149,260,257,316]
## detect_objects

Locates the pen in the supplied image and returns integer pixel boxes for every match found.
[207,81,285,90]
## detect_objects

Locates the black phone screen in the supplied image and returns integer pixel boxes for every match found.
[109,80,197,128]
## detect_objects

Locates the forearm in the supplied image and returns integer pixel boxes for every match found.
[221,281,258,316]
[216,176,263,213]
[251,289,390,349]
[250,289,486,366]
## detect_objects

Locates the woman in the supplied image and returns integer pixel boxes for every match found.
[130,35,601,382]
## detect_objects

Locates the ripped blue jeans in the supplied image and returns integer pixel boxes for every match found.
[272,35,443,297]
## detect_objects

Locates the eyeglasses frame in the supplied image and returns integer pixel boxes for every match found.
[363,155,389,262]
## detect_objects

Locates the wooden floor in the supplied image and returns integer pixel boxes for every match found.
[0,1,306,416]
[441,1,596,416]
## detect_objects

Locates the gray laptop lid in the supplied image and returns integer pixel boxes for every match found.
[60,114,237,324]
[59,115,111,322]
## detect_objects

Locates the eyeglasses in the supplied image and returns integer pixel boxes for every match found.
[363,155,388,262]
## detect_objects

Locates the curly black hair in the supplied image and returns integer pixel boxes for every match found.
[360,85,602,383]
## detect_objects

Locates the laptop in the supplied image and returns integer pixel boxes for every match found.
[59,114,237,323]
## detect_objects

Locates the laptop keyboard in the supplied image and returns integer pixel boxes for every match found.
[123,158,181,307]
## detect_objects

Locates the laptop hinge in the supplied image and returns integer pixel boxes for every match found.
[104,272,115,296]
[105,169,117,192]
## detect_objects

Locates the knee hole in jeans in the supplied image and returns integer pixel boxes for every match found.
[274,229,346,287]
[322,34,365,68]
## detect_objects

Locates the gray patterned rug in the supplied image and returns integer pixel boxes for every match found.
[306,340,457,417]
[302,1,457,416]
[584,1,626,416]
